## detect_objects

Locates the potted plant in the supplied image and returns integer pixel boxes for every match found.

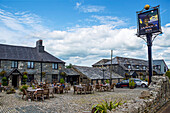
[6,88,16,94]
[22,75,28,85]
[0,70,6,77]
[2,77,8,86]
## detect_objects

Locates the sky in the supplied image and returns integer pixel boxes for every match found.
[0,0,170,68]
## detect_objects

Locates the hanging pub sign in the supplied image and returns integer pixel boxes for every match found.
[137,6,161,36]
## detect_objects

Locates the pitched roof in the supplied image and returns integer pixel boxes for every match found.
[0,43,64,63]
[153,59,168,69]
[92,59,110,66]
[105,56,148,65]
[64,68,80,76]
[73,65,123,80]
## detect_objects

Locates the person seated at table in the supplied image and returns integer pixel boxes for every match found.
[51,83,55,87]
[33,87,42,95]
[104,82,109,86]
[39,82,43,87]
[61,83,65,88]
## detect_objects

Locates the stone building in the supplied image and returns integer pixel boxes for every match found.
[92,56,168,79]
[72,65,123,84]
[0,40,65,88]
[153,59,168,75]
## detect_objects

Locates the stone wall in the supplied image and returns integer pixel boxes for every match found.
[112,76,170,113]
[0,60,65,84]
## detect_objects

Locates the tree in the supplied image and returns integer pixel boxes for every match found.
[66,63,72,68]
[165,71,170,79]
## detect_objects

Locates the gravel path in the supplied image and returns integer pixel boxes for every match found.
[0,87,147,113]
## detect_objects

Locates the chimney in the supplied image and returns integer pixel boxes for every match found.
[36,40,44,52]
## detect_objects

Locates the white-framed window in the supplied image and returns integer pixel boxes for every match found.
[52,63,58,69]
[143,66,146,70]
[158,65,161,70]
[128,65,131,69]
[11,61,18,68]
[27,61,34,69]
[136,65,139,69]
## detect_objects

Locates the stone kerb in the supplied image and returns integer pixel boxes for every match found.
[112,76,170,113]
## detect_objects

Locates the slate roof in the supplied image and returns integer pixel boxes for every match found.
[73,65,123,80]
[153,60,168,69]
[105,56,148,65]
[0,44,64,63]
[92,59,110,67]
[64,68,80,76]
[104,56,148,71]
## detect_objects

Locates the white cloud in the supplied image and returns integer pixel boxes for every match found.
[76,2,81,8]
[92,15,126,26]
[165,23,170,27]
[0,8,170,68]
[75,3,105,13]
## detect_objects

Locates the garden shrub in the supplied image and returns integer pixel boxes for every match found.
[2,77,8,86]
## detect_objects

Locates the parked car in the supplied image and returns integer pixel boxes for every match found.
[132,78,148,88]
[115,80,137,88]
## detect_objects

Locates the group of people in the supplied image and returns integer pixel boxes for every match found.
[51,82,65,88]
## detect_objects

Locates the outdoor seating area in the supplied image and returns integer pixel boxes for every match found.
[18,80,73,101]
[95,83,115,92]
[73,83,115,95]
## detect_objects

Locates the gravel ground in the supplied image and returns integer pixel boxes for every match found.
[0,87,147,113]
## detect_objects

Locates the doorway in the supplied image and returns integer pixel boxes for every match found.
[12,75,18,87]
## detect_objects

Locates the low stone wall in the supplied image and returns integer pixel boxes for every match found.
[113,76,170,113]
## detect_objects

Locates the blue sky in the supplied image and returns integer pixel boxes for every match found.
[0,0,170,67]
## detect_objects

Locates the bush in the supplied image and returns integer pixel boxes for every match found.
[105,80,109,84]
[129,78,135,88]
[0,70,6,77]
[6,88,16,94]
[145,78,148,82]
[60,78,65,84]
[19,85,29,92]
[92,100,126,113]
[2,77,8,86]
[165,71,170,79]
[22,75,28,85]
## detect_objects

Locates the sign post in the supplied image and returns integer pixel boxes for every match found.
[136,5,162,85]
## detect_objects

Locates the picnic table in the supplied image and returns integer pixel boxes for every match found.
[27,87,44,101]
[74,85,86,94]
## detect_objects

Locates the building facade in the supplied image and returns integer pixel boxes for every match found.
[0,40,65,87]
[92,56,169,79]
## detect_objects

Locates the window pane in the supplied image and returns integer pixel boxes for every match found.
[55,63,58,69]
[28,62,31,68]
[31,62,34,68]
[52,63,54,69]
[12,61,15,67]
[15,61,18,68]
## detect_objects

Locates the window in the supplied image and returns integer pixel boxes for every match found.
[128,65,131,69]
[136,65,139,69]
[11,61,18,68]
[52,63,58,69]
[27,74,34,82]
[27,62,34,69]
[52,74,58,82]
[158,65,161,70]
[143,66,146,70]
[164,66,167,72]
